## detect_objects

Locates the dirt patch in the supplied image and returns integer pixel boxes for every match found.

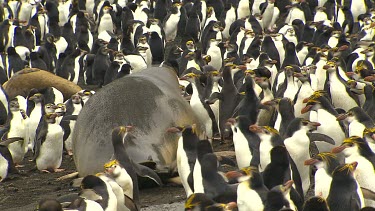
[0,140,234,210]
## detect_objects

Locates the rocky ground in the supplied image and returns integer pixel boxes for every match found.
[0,140,234,210]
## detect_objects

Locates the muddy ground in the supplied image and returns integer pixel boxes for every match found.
[0,140,234,210]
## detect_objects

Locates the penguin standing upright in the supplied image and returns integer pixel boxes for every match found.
[166,125,199,197]
[336,107,374,137]
[33,113,64,173]
[284,118,335,198]
[262,145,290,190]
[206,39,222,71]
[332,136,375,207]
[180,72,216,139]
[25,92,45,151]
[237,168,268,210]
[92,46,111,86]
[163,4,180,42]
[65,93,83,116]
[2,99,26,165]
[0,144,18,182]
[304,152,340,199]
[327,162,364,211]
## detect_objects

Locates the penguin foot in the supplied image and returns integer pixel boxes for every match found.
[53,168,65,172]
[15,164,24,168]
[67,150,73,156]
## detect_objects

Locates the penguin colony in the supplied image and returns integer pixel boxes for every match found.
[3,0,375,210]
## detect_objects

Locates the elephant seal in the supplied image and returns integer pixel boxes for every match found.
[3,68,82,101]
[73,67,202,177]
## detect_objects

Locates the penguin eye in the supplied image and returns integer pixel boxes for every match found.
[348,143,354,147]
[302,121,308,126]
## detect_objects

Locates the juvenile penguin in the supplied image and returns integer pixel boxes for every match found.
[34,113,64,173]
[327,162,364,211]
[262,145,290,190]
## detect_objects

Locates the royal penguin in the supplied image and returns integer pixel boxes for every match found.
[166,125,199,197]
[199,153,237,202]
[332,136,375,207]
[237,0,250,19]
[99,164,136,211]
[65,93,83,116]
[249,125,283,172]
[111,126,162,209]
[60,115,77,156]
[284,118,335,198]
[0,85,8,126]
[336,107,374,137]
[302,196,330,211]
[148,31,164,65]
[2,100,27,165]
[262,145,290,190]
[237,167,268,210]
[262,0,279,32]
[80,174,118,211]
[33,113,64,173]
[25,92,45,151]
[207,64,242,142]
[163,4,180,42]
[206,39,223,71]
[323,61,359,111]
[226,116,261,169]
[264,180,301,211]
[0,143,18,182]
[301,94,346,153]
[180,72,217,139]
[58,48,86,84]
[304,152,340,199]
[326,162,365,211]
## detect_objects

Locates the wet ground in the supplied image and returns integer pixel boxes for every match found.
[0,140,234,210]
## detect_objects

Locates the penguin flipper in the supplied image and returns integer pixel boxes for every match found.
[361,187,375,201]
[0,137,24,146]
[131,160,163,186]
[217,155,236,167]
[33,128,47,160]
[307,133,335,145]
[79,189,103,201]
[206,92,222,104]
[124,194,138,211]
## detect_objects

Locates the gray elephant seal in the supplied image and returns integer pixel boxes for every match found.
[73,67,202,177]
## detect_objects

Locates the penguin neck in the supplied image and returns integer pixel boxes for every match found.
[260,87,273,103]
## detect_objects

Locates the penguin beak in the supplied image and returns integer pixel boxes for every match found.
[304,158,319,166]
[166,127,181,133]
[364,75,375,82]
[301,104,313,114]
[350,162,358,170]
[361,49,369,54]
[336,113,348,121]
[308,122,321,130]
[350,88,364,95]
[226,118,236,126]
[331,144,348,153]
[293,72,304,77]
[339,45,349,51]
[323,65,330,70]
[346,72,355,77]
[224,171,244,180]
[270,60,277,64]
[249,124,262,133]
[282,180,294,192]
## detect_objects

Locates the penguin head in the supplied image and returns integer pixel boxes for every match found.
[286,28,295,36]
[245,30,255,38]
[304,152,337,170]
[272,180,294,196]
[207,7,214,17]
[81,175,106,190]
[294,69,309,83]
[322,61,337,73]
[78,90,95,101]
[186,40,195,51]
[302,196,330,211]
[249,125,279,139]
[71,93,82,104]
[363,127,375,142]
[55,103,66,115]
[9,99,20,112]
[104,159,125,177]
[300,119,321,132]
[185,51,196,60]
[331,30,341,38]
[45,103,57,114]
[301,99,322,114]
[332,136,366,157]
[180,72,199,82]
[212,22,224,32]
[332,162,358,179]
[138,35,147,44]
[29,93,44,103]
[361,46,375,57]
[37,199,63,211]
[255,77,271,89]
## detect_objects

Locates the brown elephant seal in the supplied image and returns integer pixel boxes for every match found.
[72,67,202,177]
[3,68,82,100]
